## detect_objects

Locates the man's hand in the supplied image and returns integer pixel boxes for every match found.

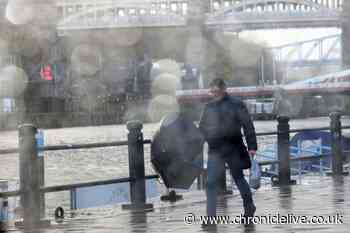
[248,150,256,158]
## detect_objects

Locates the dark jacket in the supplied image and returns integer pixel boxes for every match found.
[199,93,257,155]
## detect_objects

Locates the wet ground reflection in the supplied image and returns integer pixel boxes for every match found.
[129,211,148,233]
[278,185,292,211]
[3,175,350,232]
[332,176,345,205]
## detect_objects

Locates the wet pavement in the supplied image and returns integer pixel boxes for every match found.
[2,175,349,233]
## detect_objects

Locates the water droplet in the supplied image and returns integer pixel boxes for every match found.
[152,59,182,79]
[114,29,143,47]
[148,95,179,122]
[0,65,28,97]
[71,44,102,76]
[6,0,35,25]
[152,73,180,96]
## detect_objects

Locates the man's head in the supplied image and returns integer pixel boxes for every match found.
[209,78,227,101]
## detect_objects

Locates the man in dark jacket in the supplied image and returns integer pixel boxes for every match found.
[199,78,257,219]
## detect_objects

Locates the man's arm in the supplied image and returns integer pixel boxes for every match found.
[237,101,258,153]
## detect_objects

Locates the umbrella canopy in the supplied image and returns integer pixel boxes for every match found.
[151,112,204,189]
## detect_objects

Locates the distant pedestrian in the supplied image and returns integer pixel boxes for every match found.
[199,78,257,220]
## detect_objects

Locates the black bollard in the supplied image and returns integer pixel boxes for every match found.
[17,125,40,227]
[122,121,153,210]
[327,112,349,176]
[273,116,296,186]
[15,124,50,229]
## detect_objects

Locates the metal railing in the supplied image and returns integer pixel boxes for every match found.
[0,121,156,227]
[217,112,349,191]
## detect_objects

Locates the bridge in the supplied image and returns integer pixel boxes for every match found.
[56,0,343,33]
[206,0,342,31]
[265,34,342,82]
[268,34,341,68]
[176,69,350,102]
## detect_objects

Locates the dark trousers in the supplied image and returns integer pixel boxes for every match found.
[206,151,253,216]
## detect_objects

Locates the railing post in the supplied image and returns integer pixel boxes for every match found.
[274,116,296,186]
[36,129,45,219]
[328,112,349,176]
[17,124,42,227]
[122,121,153,210]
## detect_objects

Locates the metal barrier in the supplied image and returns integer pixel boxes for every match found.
[0,120,158,228]
[219,112,349,192]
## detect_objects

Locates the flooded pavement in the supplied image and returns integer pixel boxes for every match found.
[0,117,350,232]
[2,175,350,233]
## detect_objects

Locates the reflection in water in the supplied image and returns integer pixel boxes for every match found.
[17,221,53,233]
[278,185,292,211]
[243,223,256,233]
[21,229,42,233]
[201,225,218,233]
[216,197,228,216]
[129,210,148,233]
[332,176,345,205]
[216,197,257,233]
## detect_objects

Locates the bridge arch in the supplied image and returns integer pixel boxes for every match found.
[209,0,338,17]
[57,1,187,30]
[57,0,341,32]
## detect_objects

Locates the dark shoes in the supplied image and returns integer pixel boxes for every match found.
[244,204,256,218]
[243,204,256,226]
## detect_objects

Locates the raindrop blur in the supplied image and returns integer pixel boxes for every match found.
[33,2,59,25]
[17,29,42,58]
[185,36,205,68]
[0,39,9,55]
[151,73,180,96]
[150,62,161,80]
[229,39,263,68]
[71,44,102,77]
[0,65,28,97]
[274,89,303,117]
[114,29,143,47]
[106,46,136,63]
[30,25,58,44]
[148,95,179,122]
[123,105,148,122]
[151,59,182,79]
[5,0,35,25]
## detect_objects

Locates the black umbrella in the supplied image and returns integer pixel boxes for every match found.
[151,112,204,189]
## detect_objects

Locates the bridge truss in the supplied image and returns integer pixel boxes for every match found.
[268,34,341,67]
[56,0,343,33]
[266,34,341,83]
